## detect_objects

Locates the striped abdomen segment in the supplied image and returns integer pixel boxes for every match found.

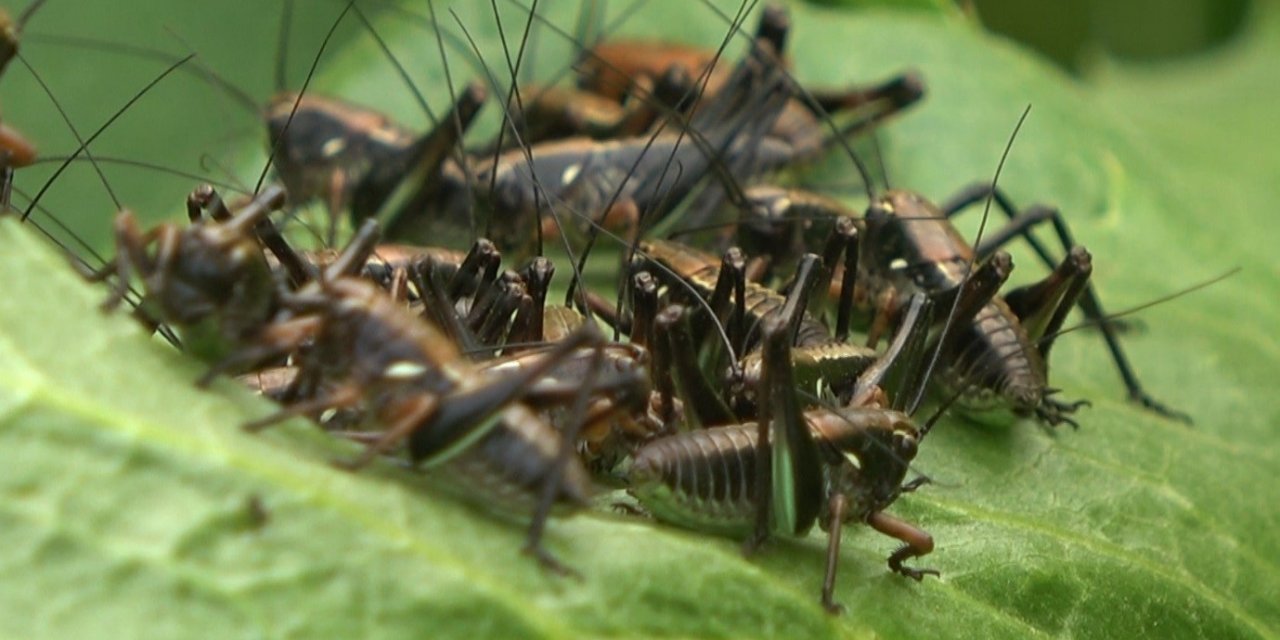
[941,298,1046,414]
[627,425,760,537]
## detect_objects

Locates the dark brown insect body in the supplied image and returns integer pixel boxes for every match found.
[576,4,924,160]
[96,185,288,364]
[624,311,937,613]
[859,189,1092,425]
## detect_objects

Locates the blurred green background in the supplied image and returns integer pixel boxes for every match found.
[970,0,1250,71]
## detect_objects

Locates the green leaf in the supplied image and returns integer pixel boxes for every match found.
[3,1,1278,638]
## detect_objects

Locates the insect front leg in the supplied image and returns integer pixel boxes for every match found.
[867,511,938,582]
[98,210,159,310]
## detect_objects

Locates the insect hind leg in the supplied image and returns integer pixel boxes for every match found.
[941,182,1189,423]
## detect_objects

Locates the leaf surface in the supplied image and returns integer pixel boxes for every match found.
[1,1,1277,638]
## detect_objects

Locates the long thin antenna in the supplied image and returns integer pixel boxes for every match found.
[426,0,478,238]
[17,0,48,29]
[908,104,1032,416]
[484,0,540,244]
[30,155,248,194]
[16,54,120,209]
[254,1,354,197]
[351,3,439,125]
[24,33,261,115]
[22,53,196,221]
[693,0,878,199]
[1052,267,1239,340]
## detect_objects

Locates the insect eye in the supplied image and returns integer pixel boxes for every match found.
[894,433,918,458]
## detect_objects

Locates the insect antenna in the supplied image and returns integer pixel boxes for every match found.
[538,0,763,305]
[450,6,599,320]
[26,155,246,195]
[199,152,254,194]
[254,0,354,197]
[611,0,764,281]
[1051,267,1238,340]
[917,266,1237,437]
[22,32,262,117]
[490,0,770,346]
[483,0,540,238]
[409,1,479,241]
[499,1,778,373]
[16,0,48,30]
[20,30,290,201]
[349,4,439,125]
[396,0,770,373]
[495,0,650,94]
[15,55,120,209]
[5,47,203,348]
[692,0,879,201]
[869,128,890,190]
[21,53,195,222]
[908,104,1032,416]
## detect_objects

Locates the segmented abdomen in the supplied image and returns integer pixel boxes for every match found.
[943,299,1045,413]
[627,425,759,536]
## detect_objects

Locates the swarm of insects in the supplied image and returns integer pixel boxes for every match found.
[2,0,1220,619]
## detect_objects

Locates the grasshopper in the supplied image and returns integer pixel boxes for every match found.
[623,291,939,613]
[736,123,1186,426]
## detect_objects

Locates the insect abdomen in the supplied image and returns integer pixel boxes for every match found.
[627,426,759,536]
[944,299,1046,413]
